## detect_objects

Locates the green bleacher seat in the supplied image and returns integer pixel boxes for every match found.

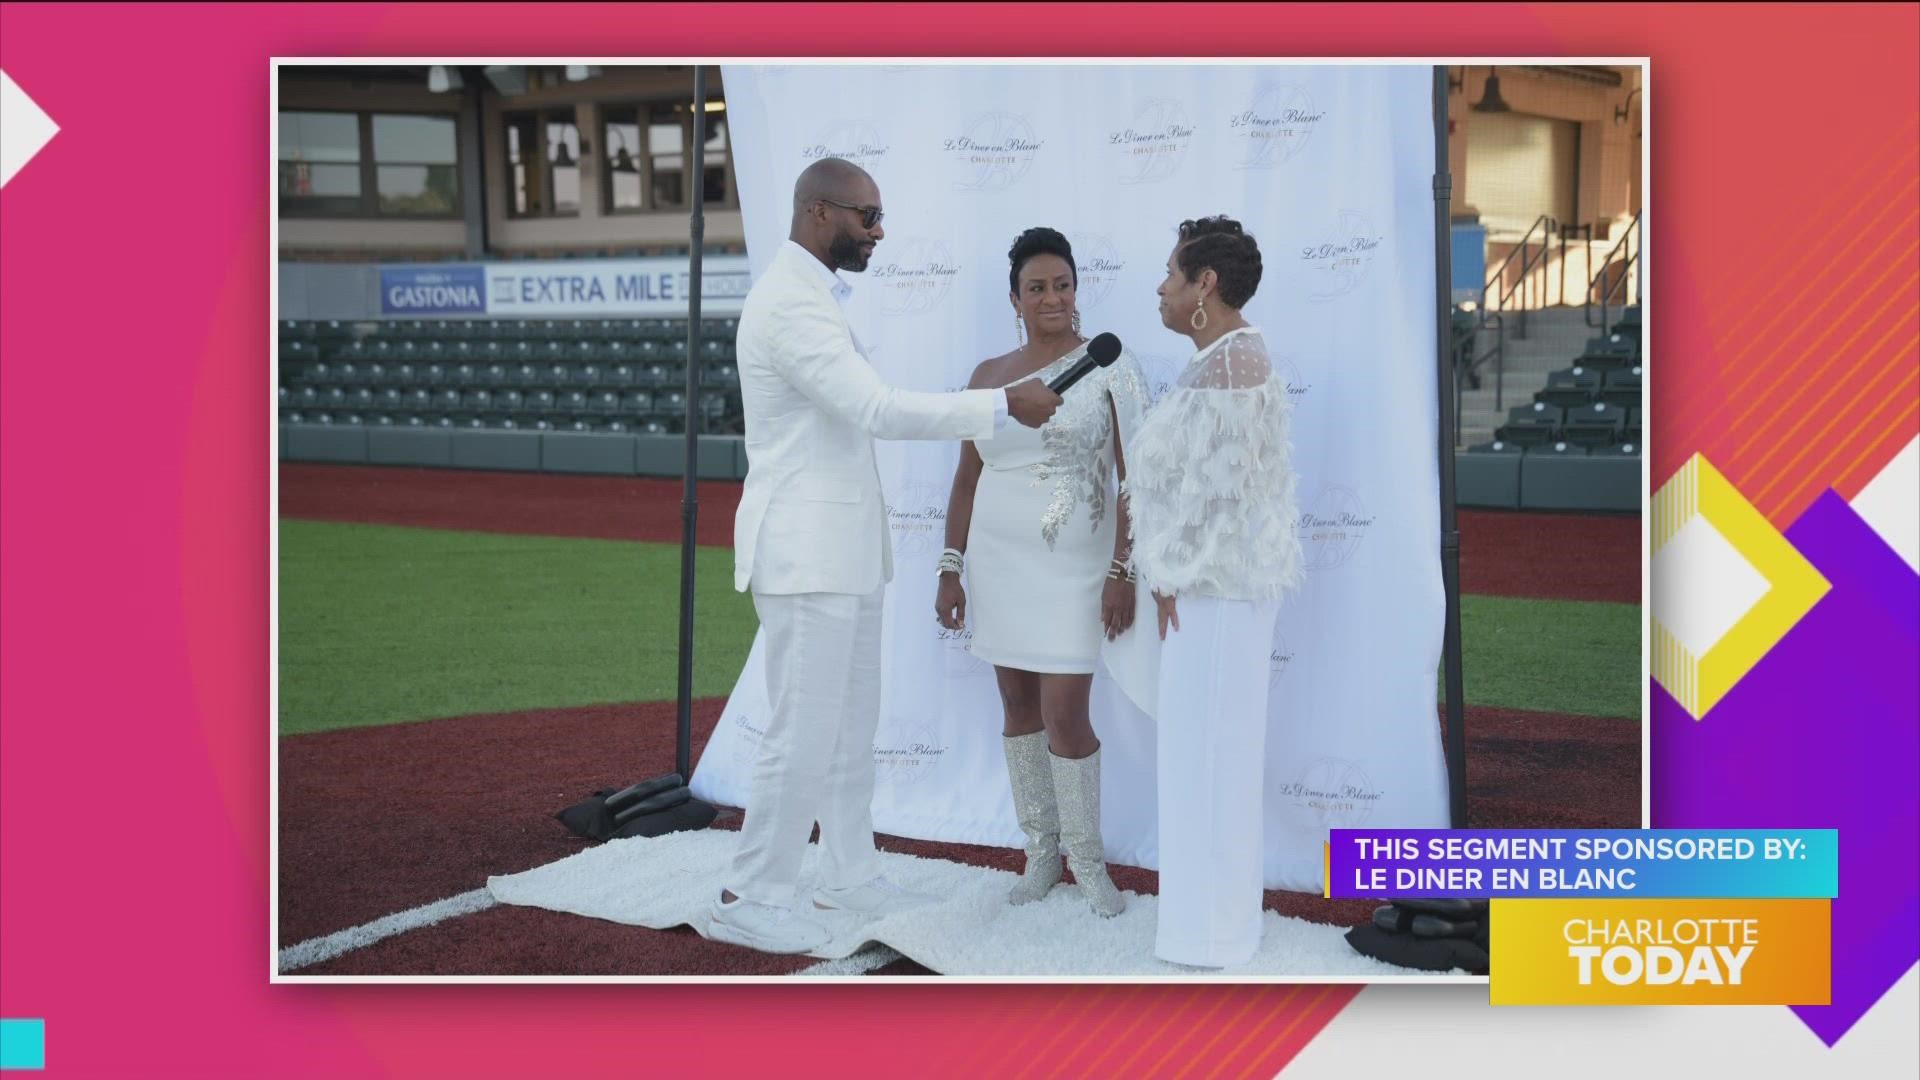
[1563,401,1627,447]
[1599,367,1642,408]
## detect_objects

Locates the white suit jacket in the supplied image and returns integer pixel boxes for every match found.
[734,242,1001,595]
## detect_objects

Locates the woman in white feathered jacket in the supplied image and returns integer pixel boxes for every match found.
[1118,215,1304,968]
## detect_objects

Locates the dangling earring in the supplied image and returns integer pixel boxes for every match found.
[1190,298,1209,331]
[1072,310,1083,336]
[1015,314,1027,346]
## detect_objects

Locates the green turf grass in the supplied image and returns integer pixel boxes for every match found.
[279,520,1641,734]
[277,521,759,735]
[1455,594,1640,720]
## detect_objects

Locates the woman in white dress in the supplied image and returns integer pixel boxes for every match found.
[1123,216,1304,965]
[935,227,1149,917]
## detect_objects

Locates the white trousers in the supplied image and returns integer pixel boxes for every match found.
[1154,593,1282,968]
[727,586,887,909]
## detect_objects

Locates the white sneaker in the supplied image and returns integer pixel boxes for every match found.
[707,896,832,955]
[813,875,939,914]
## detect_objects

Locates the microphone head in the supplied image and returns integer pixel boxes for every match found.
[1087,332,1122,367]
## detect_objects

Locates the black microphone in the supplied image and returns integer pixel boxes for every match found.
[1047,332,1122,394]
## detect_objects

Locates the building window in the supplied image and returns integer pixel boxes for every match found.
[279,111,364,216]
[506,108,581,218]
[373,114,459,215]
[601,101,734,214]
[278,110,460,218]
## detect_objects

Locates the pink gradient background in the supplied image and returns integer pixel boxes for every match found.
[1,3,1914,1075]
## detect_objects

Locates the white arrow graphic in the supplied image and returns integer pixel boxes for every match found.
[1,69,60,189]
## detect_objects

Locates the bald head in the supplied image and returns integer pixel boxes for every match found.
[789,157,885,273]
[792,157,875,212]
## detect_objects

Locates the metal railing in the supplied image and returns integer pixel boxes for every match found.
[1586,211,1643,335]
[1451,308,1505,445]
[1481,214,1560,338]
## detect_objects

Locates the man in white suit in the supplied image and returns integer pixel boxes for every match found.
[710,158,1061,954]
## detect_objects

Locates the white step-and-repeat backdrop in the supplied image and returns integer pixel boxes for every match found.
[690,63,1449,891]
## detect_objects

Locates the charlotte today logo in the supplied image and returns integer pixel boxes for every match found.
[1299,483,1376,571]
[1303,210,1385,302]
[1231,83,1326,170]
[801,119,890,172]
[872,239,962,316]
[946,111,1043,192]
[1066,232,1126,310]
[1109,99,1196,184]
[1277,756,1383,829]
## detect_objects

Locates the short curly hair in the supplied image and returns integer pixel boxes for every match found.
[1007,226,1077,296]
[1175,216,1262,309]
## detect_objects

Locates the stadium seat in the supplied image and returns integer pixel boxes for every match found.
[622,390,655,417]
[1591,441,1641,457]
[484,363,509,387]
[1535,440,1587,457]
[709,363,740,388]
[527,389,557,413]
[1497,401,1562,446]
[496,389,526,414]
[1600,366,1643,408]
[454,363,480,387]
[558,389,590,413]
[435,387,463,412]
[461,389,492,415]
[1578,335,1639,368]
[350,387,376,409]
[592,390,622,414]
[392,363,417,387]
[1563,401,1628,447]
[575,364,603,388]
[423,363,448,386]
[281,320,313,341]
[406,388,433,411]
[1466,439,1524,455]
[379,388,405,410]
[512,363,541,388]
[1538,367,1599,408]
[1624,407,1643,445]
[546,363,571,387]
[605,364,638,388]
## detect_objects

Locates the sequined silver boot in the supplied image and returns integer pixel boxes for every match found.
[1003,732,1064,905]
[1050,747,1126,918]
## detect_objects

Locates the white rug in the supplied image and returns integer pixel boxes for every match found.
[486,831,1451,977]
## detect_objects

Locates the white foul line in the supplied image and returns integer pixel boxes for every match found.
[279,888,499,973]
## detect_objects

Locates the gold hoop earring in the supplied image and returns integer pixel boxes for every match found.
[1190,300,1209,331]
[1072,311,1083,336]
[1015,314,1027,346]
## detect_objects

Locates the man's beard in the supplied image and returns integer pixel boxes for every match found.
[828,230,871,272]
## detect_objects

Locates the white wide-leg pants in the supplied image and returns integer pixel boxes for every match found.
[1154,593,1281,968]
[726,586,887,909]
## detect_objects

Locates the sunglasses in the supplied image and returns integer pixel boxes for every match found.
[819,198,885,230]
